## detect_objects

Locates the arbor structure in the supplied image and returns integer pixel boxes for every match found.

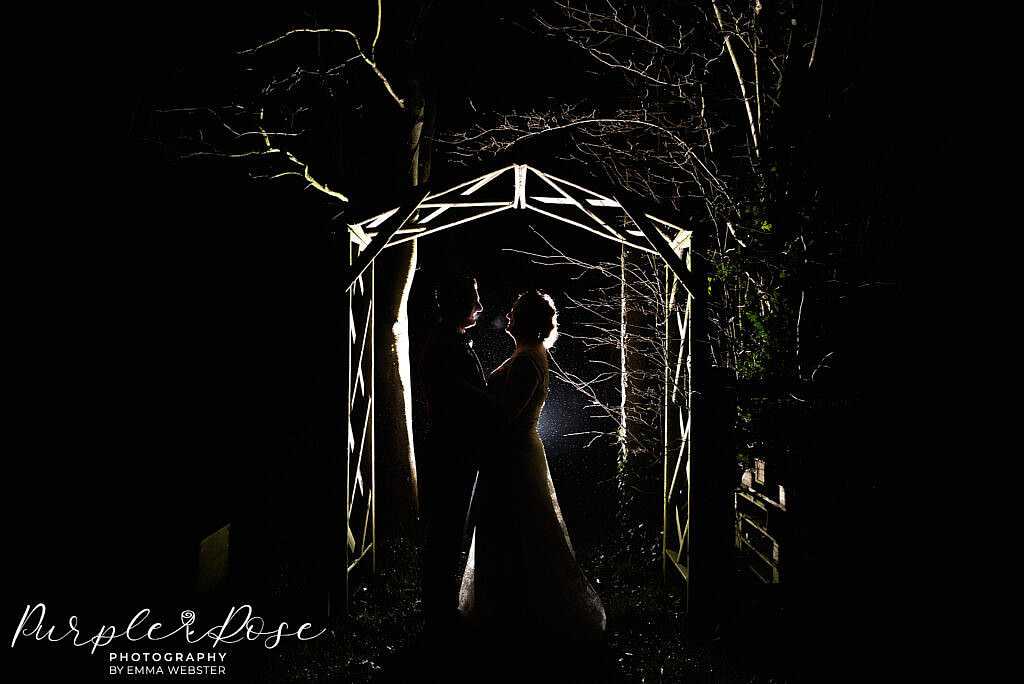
[338,162,731,620]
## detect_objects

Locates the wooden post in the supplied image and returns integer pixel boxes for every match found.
[619,243,628,478]
[685,229,736,631]
[327,241,358,623]
[662,264,671,582]
[370,264,376,575]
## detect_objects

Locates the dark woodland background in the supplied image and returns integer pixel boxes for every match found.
[4,2,939,682]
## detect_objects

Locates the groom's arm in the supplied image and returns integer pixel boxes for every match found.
[450,374,502,420]
[420,340,501,423]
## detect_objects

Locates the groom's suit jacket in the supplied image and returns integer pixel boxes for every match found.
[416,325,492,520]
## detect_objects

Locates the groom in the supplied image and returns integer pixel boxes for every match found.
[416,274,493,636]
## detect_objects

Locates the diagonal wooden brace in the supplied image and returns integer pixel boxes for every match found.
[342,185,431,293]
[615,195,703,303]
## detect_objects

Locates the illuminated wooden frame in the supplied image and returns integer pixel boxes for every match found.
[339,163,701,612]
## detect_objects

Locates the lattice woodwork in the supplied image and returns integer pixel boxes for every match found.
[342,239,375,613]
[662,256,693,582]
[342,164,699,610]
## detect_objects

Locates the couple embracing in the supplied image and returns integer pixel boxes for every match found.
[417,275,606,656]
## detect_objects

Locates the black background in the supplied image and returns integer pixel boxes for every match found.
[5,2,933,680]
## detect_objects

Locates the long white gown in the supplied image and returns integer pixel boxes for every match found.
[458,345,606,647]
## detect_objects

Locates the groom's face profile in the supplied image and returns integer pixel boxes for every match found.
[458,283,483,332]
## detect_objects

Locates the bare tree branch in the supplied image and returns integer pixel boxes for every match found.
[237,27,405,109]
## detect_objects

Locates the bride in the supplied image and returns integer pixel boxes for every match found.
[459,290,606,648]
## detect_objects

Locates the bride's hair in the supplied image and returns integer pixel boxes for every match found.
[512,290,559,348]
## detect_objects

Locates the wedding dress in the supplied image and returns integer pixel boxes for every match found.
[458,345,606,646]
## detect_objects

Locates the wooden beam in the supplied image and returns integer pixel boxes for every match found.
[665,549,690,581]
[342,185,430,292]
[615,195,703,303]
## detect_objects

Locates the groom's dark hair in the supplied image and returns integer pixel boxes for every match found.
[435,274,477,322]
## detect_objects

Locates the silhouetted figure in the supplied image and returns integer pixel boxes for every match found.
[416,275,492,638]
[459,291,606,663]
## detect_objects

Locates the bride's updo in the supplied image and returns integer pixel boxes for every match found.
[510,290,559,348]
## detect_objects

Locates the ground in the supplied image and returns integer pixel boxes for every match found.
[224,446,801,684]
[234,534,792,684]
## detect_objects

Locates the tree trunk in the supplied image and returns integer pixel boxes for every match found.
[373,243,418,530]
[621,245,660,509]
[372,81,428,534]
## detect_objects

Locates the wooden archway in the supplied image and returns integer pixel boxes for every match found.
[336,163,710,617]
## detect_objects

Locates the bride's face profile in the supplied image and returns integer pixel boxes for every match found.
[504,306,517,340]
[506,292,557,347]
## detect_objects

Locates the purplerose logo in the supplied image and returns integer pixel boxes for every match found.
[11,603,327,677]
